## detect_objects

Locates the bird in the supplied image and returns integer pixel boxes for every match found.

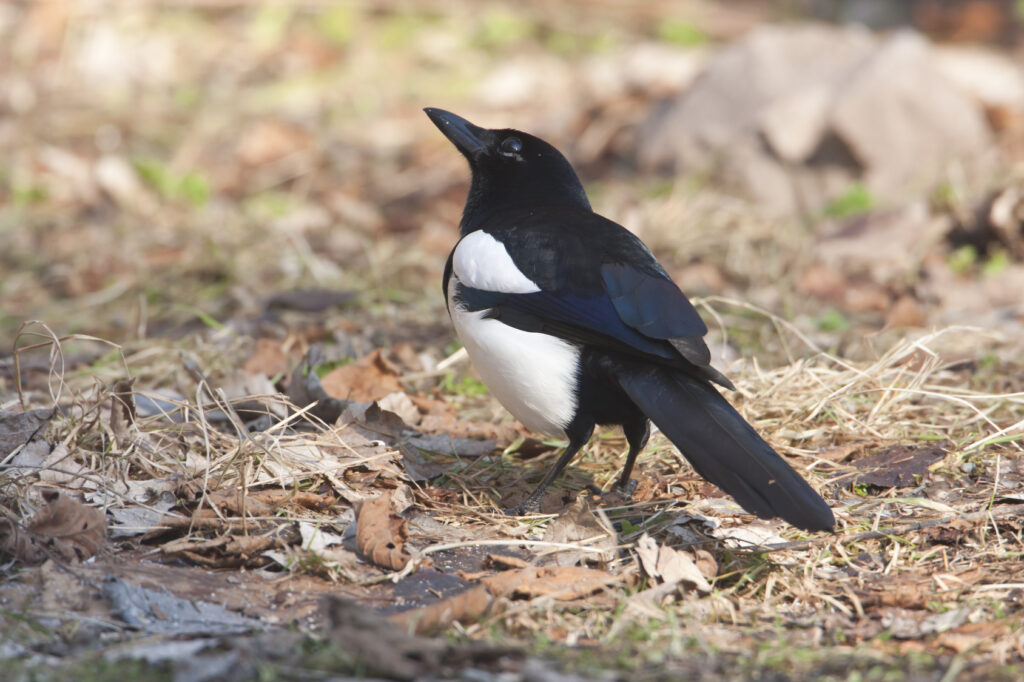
[425,107,835,532]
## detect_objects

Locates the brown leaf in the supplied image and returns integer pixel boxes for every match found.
[692,549,718,581]
[355,490,411,571]
[0,520,47,563]
[481,565,621,600]
[244,338,289,378]
[110,378,136,446]
[322,349,404,402]
[853,444,946,488]
[817,442,867,462]
[483,554,530,570]
[935,620,1010,654]
[541,498,616,566]
[635,534,711,593]
[0,490,106,563]
[286,348,349,423]
[398,565,620,637]
[321,595,517,680]
[388,584,495,636]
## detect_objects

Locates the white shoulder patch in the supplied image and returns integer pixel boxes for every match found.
[453,231,540,294]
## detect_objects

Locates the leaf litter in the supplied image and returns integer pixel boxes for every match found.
[3,3,1024,680]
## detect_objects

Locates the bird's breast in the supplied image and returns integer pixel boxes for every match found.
[447,276,579,437]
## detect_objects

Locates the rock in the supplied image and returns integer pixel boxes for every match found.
[933,45,1024,115]
[637,24,996,215]
[830,32,991,196]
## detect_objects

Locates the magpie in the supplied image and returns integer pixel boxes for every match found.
[425,107,835,532]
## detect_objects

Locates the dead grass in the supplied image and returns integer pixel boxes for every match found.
[3,2,1024,680]
[4,301,1024,679]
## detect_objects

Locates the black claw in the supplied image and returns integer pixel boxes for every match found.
[504,496,541,516]
[612,478,638,496]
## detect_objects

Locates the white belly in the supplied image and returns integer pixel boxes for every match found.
[449,288,580,437]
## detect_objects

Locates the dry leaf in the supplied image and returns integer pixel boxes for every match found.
[321,349,404,402]
[355,490,411,570]
[0,407,55,458]
[692,549,718,581]
[0,490,107,563]
[110,378,136,446]
[635,533,711,593]
[481,565,621,600]
[541,498,617,566]
[287,348,349,424]
[322,595,517,680]
[483,554,530,570]
[0,520,47,564]
[853,444,946,488]
[244,338,289,378]
[389,584,495,636]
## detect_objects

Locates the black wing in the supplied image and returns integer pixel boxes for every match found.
[449,206,732,388]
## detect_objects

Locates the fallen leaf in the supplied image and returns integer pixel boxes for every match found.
[0,407,55,458]
[853,444,946,488]
[321,349,404,402]
[244,338,289,378]
[540,498,616,567]
[880,607,970,639]
[322,595,517,680]
[389,584,495,635]
[692,549,718,581]
[110,378,137,446]
[483,554,531,570]
[299,521,346,554]
[817,442,868,462]
[355,490,411,571]
[341,400,409,440]
[104,576,259,635]
[935,620,1010,654]
[710,522,786,548]
[481,565,621,600]
[287,347,349,423]
[378,391,421,426]
[0,489,106,563]
[635,533,711,593]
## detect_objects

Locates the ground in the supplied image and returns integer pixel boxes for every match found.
[1,2,1023,681]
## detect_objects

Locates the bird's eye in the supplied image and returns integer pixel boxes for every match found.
[500,137,523,157]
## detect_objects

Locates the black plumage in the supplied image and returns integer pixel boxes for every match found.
[427,107,834,532]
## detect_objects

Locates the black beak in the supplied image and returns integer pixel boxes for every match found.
[424,108,487,157]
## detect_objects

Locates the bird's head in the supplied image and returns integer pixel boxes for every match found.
[425,108,591,233]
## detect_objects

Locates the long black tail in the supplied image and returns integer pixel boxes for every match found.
[615,364,834,532]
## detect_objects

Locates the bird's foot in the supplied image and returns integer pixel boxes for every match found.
[504,496,542,516]
[611,478,638,497]
[585,478,637,504]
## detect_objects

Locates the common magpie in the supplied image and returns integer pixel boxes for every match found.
[425,108,835,532]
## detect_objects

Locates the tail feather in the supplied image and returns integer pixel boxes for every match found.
[616,365,834,532]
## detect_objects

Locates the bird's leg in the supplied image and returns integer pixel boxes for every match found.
[613,418,650,495]
[506,423,594,515]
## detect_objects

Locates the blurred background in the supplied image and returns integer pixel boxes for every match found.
[2,0,1024,365]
